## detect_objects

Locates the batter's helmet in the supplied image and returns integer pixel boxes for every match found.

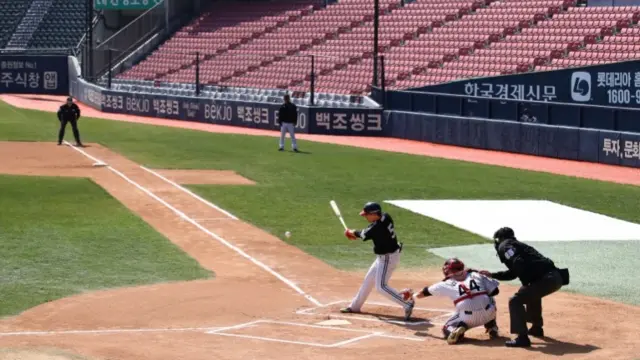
[359,202,382,216]
[442,258,465,278]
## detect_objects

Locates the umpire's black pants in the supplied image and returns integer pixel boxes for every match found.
[58,119,81,145]
[509,269,563,335]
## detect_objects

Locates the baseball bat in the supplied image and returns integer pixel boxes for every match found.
[329,200,349,230]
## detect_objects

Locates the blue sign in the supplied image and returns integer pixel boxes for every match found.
[413,59,640,108]
[0,55,69,95]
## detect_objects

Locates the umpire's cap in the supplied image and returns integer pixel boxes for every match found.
[360,202,382,216]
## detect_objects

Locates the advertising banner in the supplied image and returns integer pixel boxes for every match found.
[0,55,68,95]
[413,60,640,108]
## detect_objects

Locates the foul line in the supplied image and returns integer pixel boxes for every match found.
[0,326,221,337]
[63,143,322,306]
[140,166,239,220]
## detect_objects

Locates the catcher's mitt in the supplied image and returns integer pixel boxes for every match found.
[399,288,414,301]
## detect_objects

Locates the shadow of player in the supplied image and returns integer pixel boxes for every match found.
[525,336,600,356]
[354,310,434,331]
[412,332,600,354]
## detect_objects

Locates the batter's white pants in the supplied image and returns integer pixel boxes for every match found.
[279,123,297,150]
[442,300,497,336]
[348,250,413,311]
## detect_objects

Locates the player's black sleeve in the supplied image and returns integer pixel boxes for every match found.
[421,287,432,297]
[73,104,81,119]
[57,107,63,121]
[354,222,382,241]
[489,288,500,297]
[491,269,517,281]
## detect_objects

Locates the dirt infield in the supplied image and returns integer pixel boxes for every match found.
[1,95,639,359]
[0,141,638,360]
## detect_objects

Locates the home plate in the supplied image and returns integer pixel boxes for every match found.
[385,200,640,242]
[315,319,351,326]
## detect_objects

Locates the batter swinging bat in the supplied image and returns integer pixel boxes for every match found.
[330,200,349,231]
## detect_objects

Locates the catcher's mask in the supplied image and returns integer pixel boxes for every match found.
[442,258,465,278]
[493,226,515,251]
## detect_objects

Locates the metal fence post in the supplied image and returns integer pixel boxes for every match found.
[195,51,200,96]
[373,0,379,87]
[310,55,315,106]
[380,55,386,108]
[107,48,112,89]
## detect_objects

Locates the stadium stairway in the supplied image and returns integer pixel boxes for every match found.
[5,0,53,49]
[27,0,87,49]
[0,0,32,49]
[122,0,321,82]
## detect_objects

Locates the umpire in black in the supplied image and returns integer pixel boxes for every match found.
[57,96,83,147]
[481,227,569,348]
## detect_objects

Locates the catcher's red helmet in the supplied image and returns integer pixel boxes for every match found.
[442,258,465,278]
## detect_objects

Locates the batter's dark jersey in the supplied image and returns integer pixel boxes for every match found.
[491,239,556,286]
[354,213,400,255]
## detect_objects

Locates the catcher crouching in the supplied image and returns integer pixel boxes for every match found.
[400,258,500,345]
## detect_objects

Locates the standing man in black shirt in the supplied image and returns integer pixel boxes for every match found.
[57,97,83,147]
[278,94,299,152]
[340,202,415,320]
[480,227,569,348]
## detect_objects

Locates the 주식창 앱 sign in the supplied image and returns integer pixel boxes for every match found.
[0,55,69,95]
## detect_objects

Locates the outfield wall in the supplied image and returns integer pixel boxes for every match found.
[387,111,640,168]
[61,56,640,169]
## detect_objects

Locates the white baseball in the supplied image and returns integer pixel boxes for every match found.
[285,231,291,238]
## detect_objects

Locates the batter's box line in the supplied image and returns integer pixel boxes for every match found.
[296,300,454,326]
[205,319,420,348]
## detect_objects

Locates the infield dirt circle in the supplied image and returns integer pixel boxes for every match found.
[0,96,639,360]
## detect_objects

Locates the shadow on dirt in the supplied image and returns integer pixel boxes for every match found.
[412,331,599,355]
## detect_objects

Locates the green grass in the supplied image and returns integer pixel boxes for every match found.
[0,174,211,316]
[2,99,639,273]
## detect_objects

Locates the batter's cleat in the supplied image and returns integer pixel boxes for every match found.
[340,307,358,314]
[278,148,284,151]
[528,326,544,337]
[293,148,299,153]
[505,335,532,348]
[447,326,466,345]
[404,300,415,321]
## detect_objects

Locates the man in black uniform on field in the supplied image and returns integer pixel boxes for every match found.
[340,202,415,320]
[278,94,298,152]
[480,227,569,348]
[57,96,83,147]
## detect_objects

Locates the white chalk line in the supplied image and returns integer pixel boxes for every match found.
[63,143,322,307]
[296,300,453,326]
[206,319,415,347]
[140,166,239,220]
[0,326,221,337]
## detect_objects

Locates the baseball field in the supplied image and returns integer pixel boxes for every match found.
[0,96,638,360]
